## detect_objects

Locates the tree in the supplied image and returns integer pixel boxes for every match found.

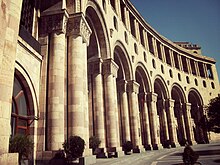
[207,95,220,133]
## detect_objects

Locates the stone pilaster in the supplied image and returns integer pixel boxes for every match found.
[127,80,141,153]
[41,11,68,151]
[147,92,161,150]
[165,99,178,147]
[88,58,106,149]
[103,59,120,155]
[117,80,131,143]
[139,93,152,150]
[67,13,92,141]
[183,103,196,145]
[0,0,23,159]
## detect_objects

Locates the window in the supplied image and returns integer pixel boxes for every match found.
[181,56,188,73]
[211,82,215,89]
[173,52,180,70]
[157,41,162,60]
[198,62,205,78]
[147,33,154,55]
[195,78,198,86]
[152,59,156,68]
[20,0,35,34]
[190,59,196,75]
[11,76,30,136]
[143,51,147,62]
[110,0,116,10]
[178,73,181,81]
[161,65,164,74]
[164,47,171,65]
[134,43,138,54]
[203,80,207,88]
[120,0,126,25]
[113,16,118,30]
[186,76,190,84]
[169,69,173,78]
[130,13,136,38]
[124,31,128,44]
[139,26,145,47]
[207,64,213,79]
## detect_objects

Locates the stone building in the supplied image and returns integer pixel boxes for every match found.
[0,0,219,164]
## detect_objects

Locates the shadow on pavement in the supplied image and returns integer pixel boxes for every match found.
[171,149,220,156]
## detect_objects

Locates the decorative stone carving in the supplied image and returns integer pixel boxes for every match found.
[67,13,92,46]
[102,58,119,77]
[127,80,139,93]
[40,11,68,35]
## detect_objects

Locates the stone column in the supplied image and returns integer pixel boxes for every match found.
[103,59,120,154]
[67,13,92,140]
[165,99,178,147]
[42,12,68,150]
[117,80,131,143]
[88,58,106,149]
[139,93,152,150]
[41,11,68,151]
[147,92,161,150]
[175,102,187,144]
[127,80,142,153]
[183,103,195,145]
[157,99,169,145]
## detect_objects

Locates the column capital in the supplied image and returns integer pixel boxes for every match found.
[88,58,103,75]
[147,92,158,102]
[117,79,127,93]
[67,12,92,46]
[183,102,191,111]
[165,99,175,108]
[127,80,139,93]
[40,10,68,35]
[103,58,119,77]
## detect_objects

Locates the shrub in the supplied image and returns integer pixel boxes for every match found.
[63,136,85,160]
[122,141,133,154]
[9,135,34,163]
[89,136,101,151]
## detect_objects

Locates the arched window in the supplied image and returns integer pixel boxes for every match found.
[11,76,30,136]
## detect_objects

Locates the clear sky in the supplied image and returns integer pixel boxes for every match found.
[130,0,220,81]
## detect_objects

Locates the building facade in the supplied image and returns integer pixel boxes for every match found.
[0,0,219,164]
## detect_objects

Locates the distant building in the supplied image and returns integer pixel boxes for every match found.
[0,0,219,164]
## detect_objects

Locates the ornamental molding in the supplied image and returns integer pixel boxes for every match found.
[40,11,68,35]
[67,13,92,46]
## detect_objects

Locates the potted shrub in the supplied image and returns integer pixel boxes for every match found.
[182,145,199,164]
[89,136,101,154]
[63,135,85,163]
[9,134,34,165]
[122,141,133,155]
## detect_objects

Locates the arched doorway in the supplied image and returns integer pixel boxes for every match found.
[171,84,187,145]
[114,43,132,146]
[154,77,169,147]
[135,64,151,150]
[188,89,207,143]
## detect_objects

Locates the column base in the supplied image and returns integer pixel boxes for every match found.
[107,147,123,158]
[93,148,107,158]
[152,144,163,150]
[144,144,152,150]
[170,141,180,148]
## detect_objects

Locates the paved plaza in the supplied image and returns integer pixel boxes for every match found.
[94,141,220,165]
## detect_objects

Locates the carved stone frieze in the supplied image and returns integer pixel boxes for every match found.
[40,11,68,35]
[67,13,92,46]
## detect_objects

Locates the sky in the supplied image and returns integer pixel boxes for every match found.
[130,0,220,81]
